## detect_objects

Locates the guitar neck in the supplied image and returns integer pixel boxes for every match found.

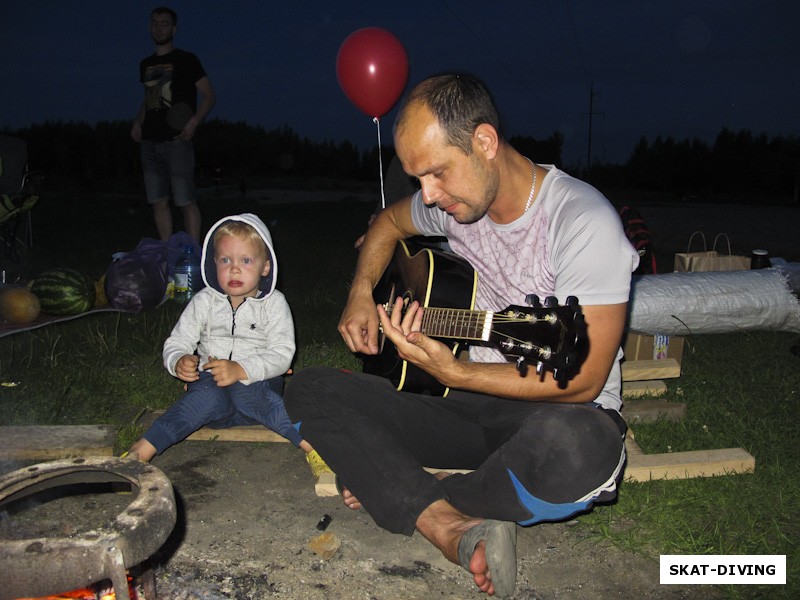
[421,307,491,342]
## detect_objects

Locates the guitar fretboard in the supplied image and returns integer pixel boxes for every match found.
[421,307,492,341]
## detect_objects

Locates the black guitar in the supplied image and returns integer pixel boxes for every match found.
[362,240,587,395]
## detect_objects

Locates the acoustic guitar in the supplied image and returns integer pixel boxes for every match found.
[362,240,587,395]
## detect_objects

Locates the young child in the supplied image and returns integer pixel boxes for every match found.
[125,213,326,472]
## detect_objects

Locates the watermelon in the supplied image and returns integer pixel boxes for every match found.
[30,268,96,315]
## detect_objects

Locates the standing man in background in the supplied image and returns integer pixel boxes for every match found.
[131,6,215,243]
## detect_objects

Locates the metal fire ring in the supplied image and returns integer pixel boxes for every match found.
[0,457,177,600]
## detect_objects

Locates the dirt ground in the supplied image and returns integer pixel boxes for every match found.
[3,194,797,599]
[142,440,720,600]
[0,441,717,600]
[1,439,719,600]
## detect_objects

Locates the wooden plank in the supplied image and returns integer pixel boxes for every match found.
[625,429,644,456]
[0,425,116,460]
[315,443,755,496]
[621,358,681,381]
[142,411,290,444]
[622,398,687,423]
[313,421,755,498]
[622,379,668,398]
[424,467,472,476]
[625,447,755,482]
[186,426,289,443]
[315,472,339,497]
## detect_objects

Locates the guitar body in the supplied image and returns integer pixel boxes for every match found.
[363,241,587,395]
[363,240,477,395]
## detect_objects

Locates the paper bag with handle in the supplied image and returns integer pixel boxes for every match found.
[674,231,751,272]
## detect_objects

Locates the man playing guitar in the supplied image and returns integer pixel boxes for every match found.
[285,74,639,598]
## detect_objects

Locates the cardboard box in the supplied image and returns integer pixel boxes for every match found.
[623,331,684,365]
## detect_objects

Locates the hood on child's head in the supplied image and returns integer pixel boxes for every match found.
[200,213,278,298]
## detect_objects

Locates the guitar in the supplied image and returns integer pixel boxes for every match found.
[362,240,587,396]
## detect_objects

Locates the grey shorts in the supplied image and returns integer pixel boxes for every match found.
[140,139,196,207]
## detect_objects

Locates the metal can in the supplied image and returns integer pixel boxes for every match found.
[751,249,770,269]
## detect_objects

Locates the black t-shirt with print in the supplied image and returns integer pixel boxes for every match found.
[139,48,207,141]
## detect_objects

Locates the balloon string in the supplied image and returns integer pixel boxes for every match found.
[374,117,386,210]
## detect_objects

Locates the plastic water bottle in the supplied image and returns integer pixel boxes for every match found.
[174,245,202,303]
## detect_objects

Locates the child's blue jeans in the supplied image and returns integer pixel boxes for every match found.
[144,371,302,454]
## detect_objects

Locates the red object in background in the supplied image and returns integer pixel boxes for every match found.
[336,27,409,118]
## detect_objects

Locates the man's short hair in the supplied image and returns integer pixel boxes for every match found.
[151,6,178,26]
[394,74,501,154]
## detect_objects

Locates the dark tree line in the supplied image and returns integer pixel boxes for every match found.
[4,120,798,201]
[589,129,800,201]
[5,119,373,192]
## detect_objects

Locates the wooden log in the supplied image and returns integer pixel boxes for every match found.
[0,425,116,460]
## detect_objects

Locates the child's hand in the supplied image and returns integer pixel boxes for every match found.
[175,354,200,382]
[202,357,246,387]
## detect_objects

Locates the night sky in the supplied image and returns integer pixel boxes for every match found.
[2,0,798,166]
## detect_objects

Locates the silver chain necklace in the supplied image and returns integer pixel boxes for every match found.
[524,159,537,213]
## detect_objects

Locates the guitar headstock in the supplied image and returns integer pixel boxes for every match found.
[491,295,587,384]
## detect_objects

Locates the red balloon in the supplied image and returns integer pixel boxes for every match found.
[336,27,409,119]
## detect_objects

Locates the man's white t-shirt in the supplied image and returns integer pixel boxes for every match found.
[411,165,639,410]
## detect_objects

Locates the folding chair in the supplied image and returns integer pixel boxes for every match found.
[1,134,42,263]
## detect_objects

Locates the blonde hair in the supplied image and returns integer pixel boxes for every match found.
[213,221,267,259]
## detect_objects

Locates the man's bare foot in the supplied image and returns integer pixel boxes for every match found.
[341,486,362,510]
[466,540,494,595]
[339,471,450,512]
[335,477,362,510]
[416,500,516,597]
[456,519,517,596]
[415,500,491,590]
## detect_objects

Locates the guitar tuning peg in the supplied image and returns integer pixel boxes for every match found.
[515,356,528,376]
[566,296,579,309]
[535,361,544,375]
[524,294,540,307]
[544,296,558,308]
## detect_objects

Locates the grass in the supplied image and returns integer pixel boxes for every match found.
[579,331,800,598]
[1,189,799,598]
[1,189,370,442]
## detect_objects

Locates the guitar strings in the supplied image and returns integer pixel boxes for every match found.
[420,308,567,349]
